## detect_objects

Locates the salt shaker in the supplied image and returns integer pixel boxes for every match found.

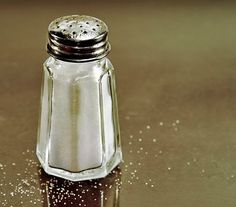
[36,15,122,181]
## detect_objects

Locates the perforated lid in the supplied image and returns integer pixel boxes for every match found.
[47,15,111,62]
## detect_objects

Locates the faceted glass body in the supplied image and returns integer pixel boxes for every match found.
[37,57,122,181]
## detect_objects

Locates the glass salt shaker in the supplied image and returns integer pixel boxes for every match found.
[36,15,122,181]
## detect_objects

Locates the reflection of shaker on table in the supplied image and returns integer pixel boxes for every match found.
[39,167,121,207]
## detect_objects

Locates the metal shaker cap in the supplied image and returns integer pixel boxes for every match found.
[47,15,111,62]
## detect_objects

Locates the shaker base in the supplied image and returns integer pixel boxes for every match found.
[37,149,122,181]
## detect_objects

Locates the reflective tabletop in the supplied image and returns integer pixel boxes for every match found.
[1,1,236,206]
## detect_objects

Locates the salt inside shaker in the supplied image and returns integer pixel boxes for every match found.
[36,15,122,181]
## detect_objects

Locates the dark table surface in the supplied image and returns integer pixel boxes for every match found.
[1,1,236,206]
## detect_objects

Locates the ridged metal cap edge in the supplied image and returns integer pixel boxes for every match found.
[47,15,111,62]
